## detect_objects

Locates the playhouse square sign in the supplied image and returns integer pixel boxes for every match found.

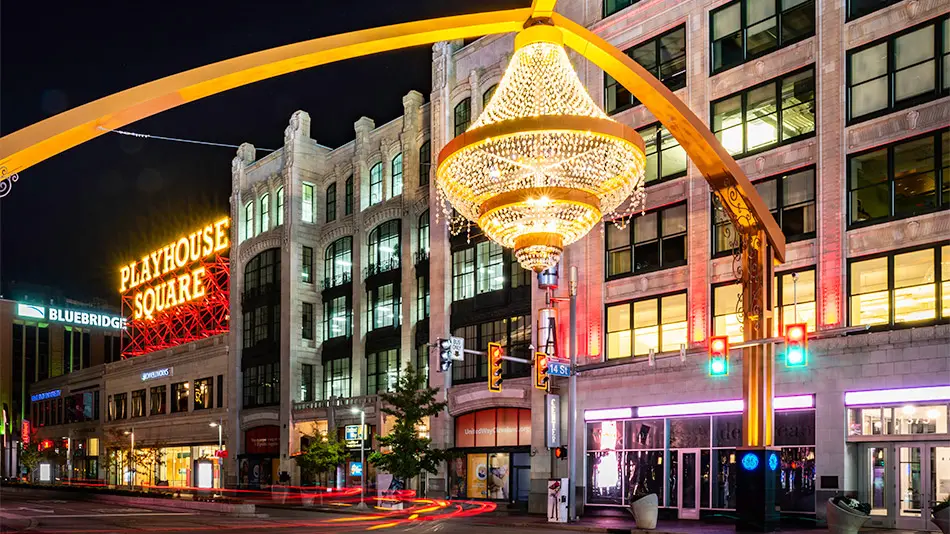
[119,217,229,320]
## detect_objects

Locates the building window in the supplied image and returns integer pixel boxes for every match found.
[711,0,815,73]
[131,389,146,418]
[150,385,166,416]
[482,84,497,107]
[367,349,400,395]
[244,248,281,296]
[606,292,688,359]
[606,26,686,114]
[243,201,254,241]
[217,375,223,408]
[416,344,429,383]
[713,282,744,342]
[65,328,92,371]
[194,377,213,410]
[302,183,315,223]
[104,334,122,363]
[712,67,816,158]
[417,274,430,321]
[260,193,270,233]
[326,183,337,222]
[850,245,948,327]
[604,0,641,18]
[419,141,431,186]
[324,237,353,288]
[476,240,505,294]
[345,176,353,215]
[453,248,476,301]
[300,364,314,402]
[418,210,430,261]
[324,357,351,400]
[452,315,532,383]
[848,17,948,122]
[113,393,128,420]
[391,153,403,197]
[454,98,471,136]
[324,295,351,339]
[172,382,190,413]
[511,256,532,289]
[607,203,687,278]
[243,305,280,349]
[276,186,284,226]
[367,220,401,274]
[368,283,400,330]
[774,268,817,335]
[848,130,948,227]
[301,246,313,284]
[847,0,906,21]
[302,302,314,340]
[714,167,817,254]
[243,363,280,408]
[638,123,687,184]
[369,162,383,206]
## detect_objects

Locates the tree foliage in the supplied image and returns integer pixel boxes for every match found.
[368,364,451,485]
[294,429,348,484]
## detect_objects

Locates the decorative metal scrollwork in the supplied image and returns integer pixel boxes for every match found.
[0,167,19,198]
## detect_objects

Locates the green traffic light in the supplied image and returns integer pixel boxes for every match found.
[709,357,727,376]
[785,347,807,367]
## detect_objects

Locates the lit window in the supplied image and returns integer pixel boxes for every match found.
[171,382,189,413]
[324,237,352,288]
[302,302,314,340]
[451,315,532,383]
[369,163,383,206]
[324,295,351,339]
[712,68,815,158]
[326,183,337,222]
[416,344,429,383]
[482,84,497,107]
[637,123,687,184]
[131,389,146,418]
[848,130,947,227]
[417,274,430,321]
[368,283,400,330]
[194,377,213,410]
[149,385,166,416]
[606,26,686,114]
[300,364,314,402]
[848,17,948,122]
[850,246,945,327]
[419,141,431,186]
[243,363,279,408]
[711,0,815,73]
[276,187,284,226]
[607,203,687,278]
[454,98,471,136]
[606,292,687,359]
[367,220,400,275]
[367,349,400,395]
[391,153,403,197]
[714,168,817,254]
[713,282,744,342]
[773,269,817,335]
[943,245,950,319]
[259,193,270,233]
[302,183,315,223]
[476,240,505,294]
[323,357,350,400]
[344,176,354,215]
[243,201,254,241]
[418,210,430,261]
[453,248,475,301]
[302,246,313,284]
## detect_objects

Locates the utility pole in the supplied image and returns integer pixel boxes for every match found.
[568,266,577,522]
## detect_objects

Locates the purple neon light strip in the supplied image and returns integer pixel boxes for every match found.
[635,394,814,418]
[844,385,950,406]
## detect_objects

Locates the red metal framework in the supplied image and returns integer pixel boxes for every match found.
[121,255,229,357]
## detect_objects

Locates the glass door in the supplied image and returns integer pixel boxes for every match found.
[896,445,923,529]
[678,448,701,520]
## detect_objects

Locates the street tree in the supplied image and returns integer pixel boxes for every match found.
[294,428,348,488]
[368,364,451,494]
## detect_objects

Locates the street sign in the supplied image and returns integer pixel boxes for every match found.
[548,360,571,377]
[449,336,464,361]
[349,462,363,477]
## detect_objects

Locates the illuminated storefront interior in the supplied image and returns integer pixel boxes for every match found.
[107,443,223,488]
[449,408,532,503]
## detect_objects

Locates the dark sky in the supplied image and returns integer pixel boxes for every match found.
[1,0,527,304]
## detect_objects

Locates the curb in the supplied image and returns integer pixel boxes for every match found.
[470,520,687,534]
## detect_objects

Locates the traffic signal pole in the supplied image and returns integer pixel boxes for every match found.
[568,266,577,522]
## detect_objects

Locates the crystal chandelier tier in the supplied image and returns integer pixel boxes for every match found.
[436,23,647,272]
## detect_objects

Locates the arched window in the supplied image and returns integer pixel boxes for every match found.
[344,176,354,215]
[418,141,431,186]
[482,84,497,107]
[243,201,254,242]
[391,153,403,197]
[369,163,383,206]
[259,193,270,233]
[367,220,401,274]
[454,98,471,136]
[276,187,285,226]
[418,210,430,260]
[326,183,337,223]
[243,248,281,295]
[324,237,352,288]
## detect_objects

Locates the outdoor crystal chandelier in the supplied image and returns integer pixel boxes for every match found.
[436,23,647,272]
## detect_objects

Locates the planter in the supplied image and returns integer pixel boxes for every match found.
[826,499,869,534]
[932,504,950,534]
[630,493,658,530]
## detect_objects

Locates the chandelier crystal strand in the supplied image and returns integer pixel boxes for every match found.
[436,24,647,272]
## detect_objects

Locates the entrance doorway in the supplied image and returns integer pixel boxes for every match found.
[859,442,949,531]
[678,448,701,520]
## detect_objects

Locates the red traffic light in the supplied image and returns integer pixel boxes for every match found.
[787,324,806,342]
[711,337,726,353]
[554,446,567,459]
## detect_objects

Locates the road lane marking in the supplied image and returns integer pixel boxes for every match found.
[40,512,197,518]
[17,506,53,513]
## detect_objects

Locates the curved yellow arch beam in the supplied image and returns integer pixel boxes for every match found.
[0,8,530,178]
[552,14,785,261]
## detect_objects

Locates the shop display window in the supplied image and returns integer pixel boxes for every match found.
[848,404,948,436]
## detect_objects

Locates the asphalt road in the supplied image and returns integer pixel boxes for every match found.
[0,490,542,534]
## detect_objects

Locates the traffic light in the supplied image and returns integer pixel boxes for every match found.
[534,351,549,391]
[437,338,452,373]
[784,323,808,367]
[554,446,567,459]
[708,336,729,376]
[488,342,503,393]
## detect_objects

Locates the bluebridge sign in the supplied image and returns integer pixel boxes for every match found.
[17,302,126,330]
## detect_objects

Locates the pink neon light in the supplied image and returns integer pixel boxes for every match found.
[844,386,950,406]
[584,407,633,421]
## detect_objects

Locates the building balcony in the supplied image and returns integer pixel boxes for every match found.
[414,250,429,265]
[293,394,377,417]
[322,272,352,290]
[363,257,400,279]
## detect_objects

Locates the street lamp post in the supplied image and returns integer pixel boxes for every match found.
[123,428,134,488]
[351,407,366,509]
[210,420,223,489]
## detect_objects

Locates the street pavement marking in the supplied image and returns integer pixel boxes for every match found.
[40,512,198,518]
[17,506,53,513]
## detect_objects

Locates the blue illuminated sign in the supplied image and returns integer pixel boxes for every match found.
[548,361,571,377]
[741,452,759,471]
[768,452,779,471]
[350,462,363,477]
[31,390,62,402]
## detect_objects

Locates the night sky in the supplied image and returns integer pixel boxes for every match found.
[1,0,527,304]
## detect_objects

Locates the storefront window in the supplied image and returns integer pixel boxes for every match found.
[624,451,665,504]
[588,451,624,505]
[848,404,948,435]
